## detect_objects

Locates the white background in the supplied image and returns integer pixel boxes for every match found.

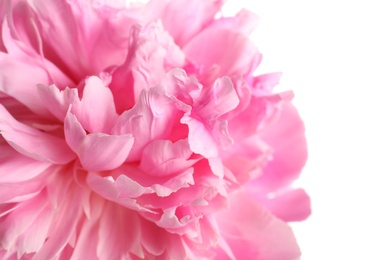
[224,1,390,259]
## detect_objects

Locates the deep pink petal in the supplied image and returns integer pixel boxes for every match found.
[216,191,301,260]
[0,104,76,164]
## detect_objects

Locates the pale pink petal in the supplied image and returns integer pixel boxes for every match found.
[2,9,74,87]
[181,115,219,158]
[63,111,87,152]
[112,87,182,161]
[228,91,292,141]
[255,189,311,222]
[216,191,301,260]
[37,84,79,122]
[255,102,308,192]
[28,0,91,80]
[0,51,53,117]
[63,110,134,171]
[0,145,51,183]
[77,133,134,171]
[0,104,76,164]
[183,28,261,77]
[16,200,52,257]
[97,203,143,259]
[71,76,118,133]
[31,184,83,260]
[160,68,202,105]
[156,0,225,46]
[222,135,272,183]
[0,177,45,204]
[182,77,239,158]
[70,195,103,260]
[251,72,283,96]
[140,139,194,177]
[86,172,154,212]
[207,9,260,35]
[195,77,239,121]
[0,191,51,256]
[109,22,184,113]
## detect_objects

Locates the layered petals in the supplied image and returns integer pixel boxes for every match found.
[0,1,309,259]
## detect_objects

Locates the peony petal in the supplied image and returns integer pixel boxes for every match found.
[255,102,308,192]
[195,77,239,121]
[112,87,181,161]
[109,22,184,113]
[0,51,52,117]
[182,77,239,158]
[63,111,87,152]
[0,144,51,183]
[72,76,118,133]
[37,84,79,122]
[207,9,260,36]
[70,194,103,260]
[86,172,154,212]
[140,139,194,176]
[97,203,144,259]
[157,0,225,46]
[255,188,312,222]
[31,183,84,260]
[0,104,76,164]
[216,191,301,260]
[183,27,261,77]
[0,191,51,256]
[222,135,272,184]
[181,115,218,158]
[77,133,134,171]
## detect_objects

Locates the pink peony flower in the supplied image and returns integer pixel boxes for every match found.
[0,0,310,259]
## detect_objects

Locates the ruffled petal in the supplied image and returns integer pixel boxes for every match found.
[112,87,182,161]
[182,77,239,158]
[109,22,185,113]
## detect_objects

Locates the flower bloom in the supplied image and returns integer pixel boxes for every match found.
[0,0,310,259]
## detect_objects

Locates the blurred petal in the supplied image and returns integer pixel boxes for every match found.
[184,28,261,77]
[256,189,311,222]
[216,191,301,260]
[256,102,308,192]
[157,0,225,46]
